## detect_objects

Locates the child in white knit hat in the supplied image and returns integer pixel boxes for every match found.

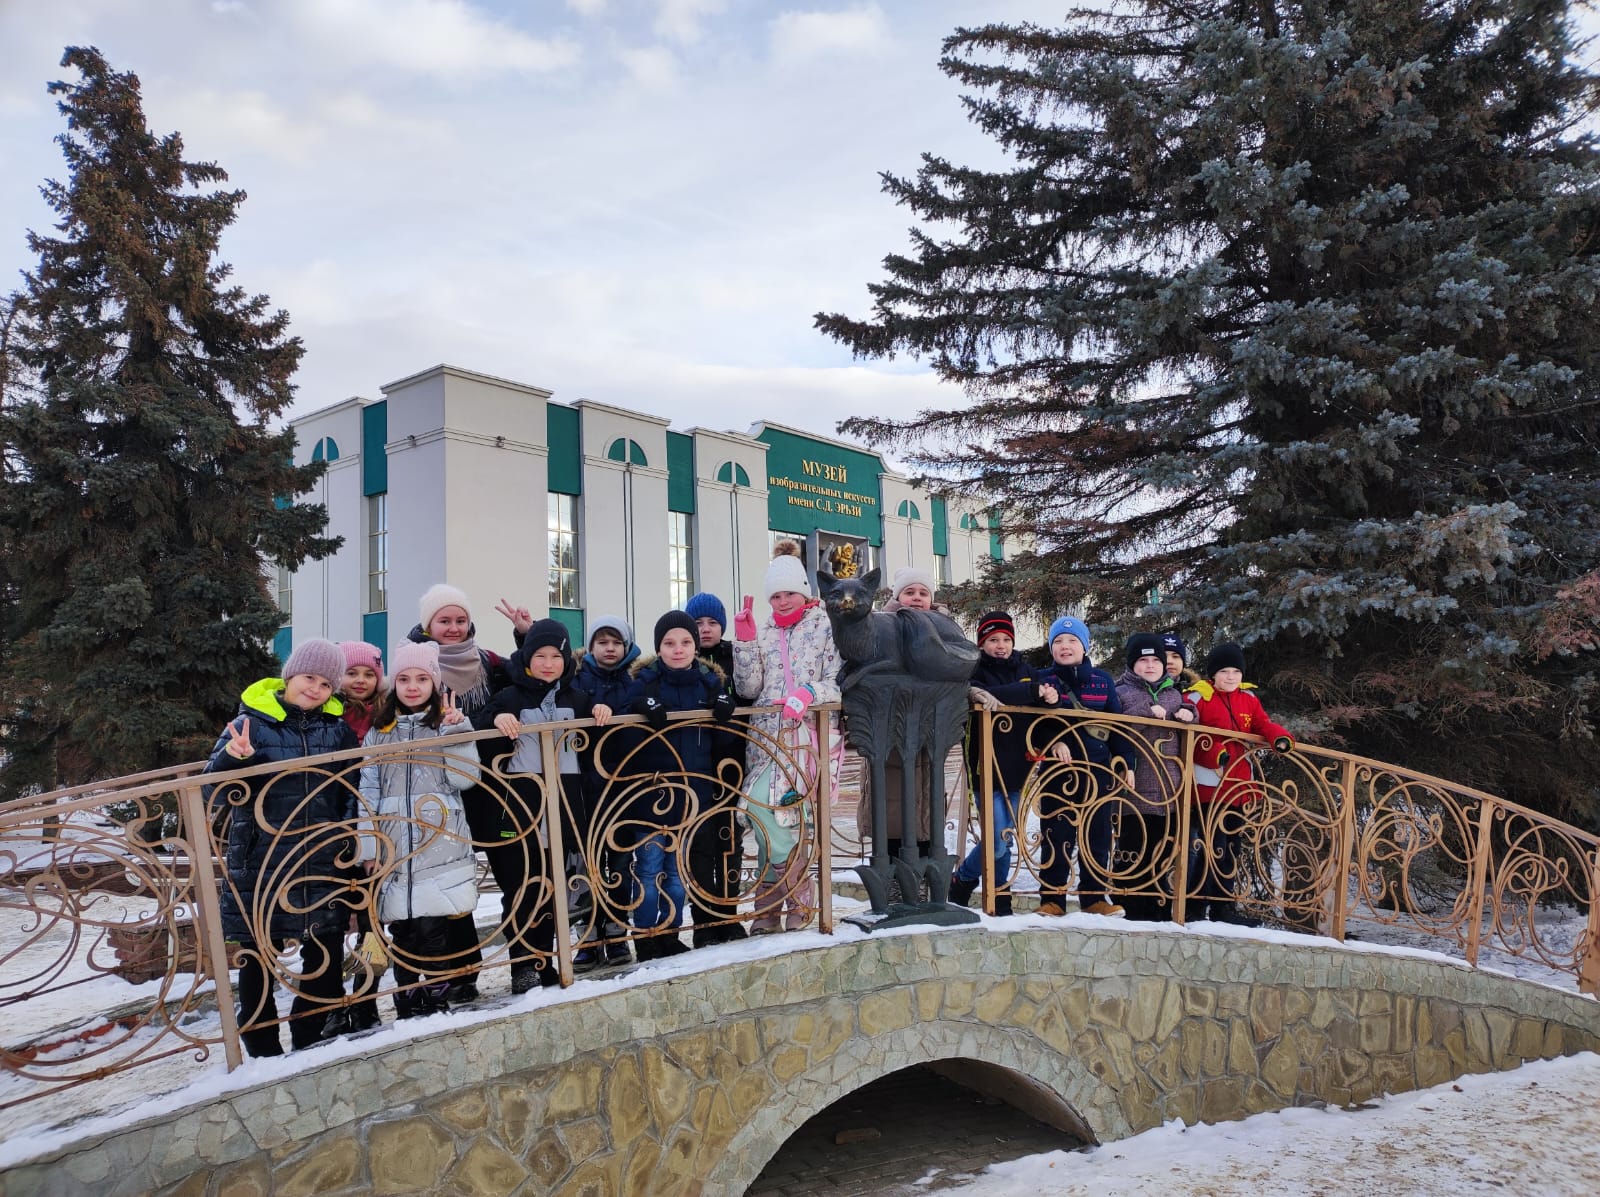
[731,540,843,932]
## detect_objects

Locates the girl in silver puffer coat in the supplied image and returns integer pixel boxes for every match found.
[359,641,481,1017]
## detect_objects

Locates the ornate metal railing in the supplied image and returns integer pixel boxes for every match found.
[2,700,1595,1119]
[961,704,1600,992]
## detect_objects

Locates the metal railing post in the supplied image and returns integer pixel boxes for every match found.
[175,780,242,1071]
[815,707,834,934]
[1329,759,1358,942]
[1172,723,1195,925]
[1463,798,1497,968]
[1579,849,1600,998]
[542,727,573,987]
[980,707,996,914]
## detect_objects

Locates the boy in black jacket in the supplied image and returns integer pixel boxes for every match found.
[619,610,737,959]
[472,620,611,993]
[570,615,639,966]
[685,592,749,946]
[953,612,1052,915]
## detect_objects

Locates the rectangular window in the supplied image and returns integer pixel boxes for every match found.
[275,563,292,626]
[366,493,388,614]
[549,493,579,608]
[668,511,694,610]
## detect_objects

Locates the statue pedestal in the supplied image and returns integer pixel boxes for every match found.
[843,902,980,933]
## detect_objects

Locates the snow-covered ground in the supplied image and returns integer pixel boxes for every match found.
[927,1050,1600,1196]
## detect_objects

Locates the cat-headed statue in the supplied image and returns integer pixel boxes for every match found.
[817,568,980,928]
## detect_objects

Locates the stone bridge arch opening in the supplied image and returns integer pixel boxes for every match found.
[710,1018,1129,1194]
[748,1058,1095,1194]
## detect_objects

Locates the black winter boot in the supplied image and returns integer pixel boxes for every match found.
[992,893,1013,917]
[511,963,543,994]
[948,875,978,907]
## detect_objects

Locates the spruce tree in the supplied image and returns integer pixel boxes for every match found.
[0,47,339,798]
[819,3,1600,824]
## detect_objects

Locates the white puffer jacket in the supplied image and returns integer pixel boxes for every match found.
[732,604,842,788]
[359,714,482,921]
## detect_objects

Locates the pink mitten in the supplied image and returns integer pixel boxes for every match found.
[780,684,814,721]
[734,594,757,641]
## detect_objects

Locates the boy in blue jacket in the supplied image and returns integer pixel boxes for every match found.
[1035,616,1134,917]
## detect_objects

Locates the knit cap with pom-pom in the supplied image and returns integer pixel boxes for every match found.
[764,539,811,599]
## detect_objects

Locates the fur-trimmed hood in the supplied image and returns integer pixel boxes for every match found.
[629,654,727,685]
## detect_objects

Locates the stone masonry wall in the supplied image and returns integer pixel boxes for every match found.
[5,926,1599,1197]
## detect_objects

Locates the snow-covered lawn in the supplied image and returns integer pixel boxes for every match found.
[928,1050,1600,1196]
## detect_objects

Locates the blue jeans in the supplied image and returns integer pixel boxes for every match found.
[630,832,684,932]
[955,788,1021,885]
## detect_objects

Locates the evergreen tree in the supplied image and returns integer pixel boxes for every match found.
[819,3,1600,824]
[0,47,339,798]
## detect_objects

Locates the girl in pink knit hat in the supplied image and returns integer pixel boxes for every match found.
[337,641,384,741]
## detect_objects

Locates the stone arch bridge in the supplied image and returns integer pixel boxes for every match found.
[11,924,1600,1196]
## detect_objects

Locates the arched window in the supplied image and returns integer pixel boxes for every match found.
[896,500,921,520]
[606,438,649,466]
[959,512,982,531]
[310,436,339,463]
[715,460,751,487]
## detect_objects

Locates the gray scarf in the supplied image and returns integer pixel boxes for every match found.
[437,637,491,714]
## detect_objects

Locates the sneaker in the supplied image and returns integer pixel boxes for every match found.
[1035,901,1066,917]
[603,939,632,965]
[573,945,601,973]
[1082,900,1126,917]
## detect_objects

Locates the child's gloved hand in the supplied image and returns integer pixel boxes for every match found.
[711,693,736,723]
[780,684,814,721]
[734,595,757,641]
[632,695,669,729]
[1273,735,1294,754]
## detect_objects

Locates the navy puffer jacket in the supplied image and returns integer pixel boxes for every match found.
[613,657,732,824]
[203,678,360,942]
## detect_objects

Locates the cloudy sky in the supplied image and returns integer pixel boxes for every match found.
[0,0,1074,446]
[4,3,1598,451]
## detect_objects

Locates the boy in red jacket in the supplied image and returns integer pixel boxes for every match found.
[1184,643,1294,924]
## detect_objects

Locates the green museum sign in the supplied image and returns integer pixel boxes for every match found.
[754,424,883,545]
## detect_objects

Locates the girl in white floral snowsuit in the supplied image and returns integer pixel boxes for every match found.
[732,540,843,932]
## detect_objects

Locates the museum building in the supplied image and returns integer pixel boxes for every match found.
[275,363,1024,662]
